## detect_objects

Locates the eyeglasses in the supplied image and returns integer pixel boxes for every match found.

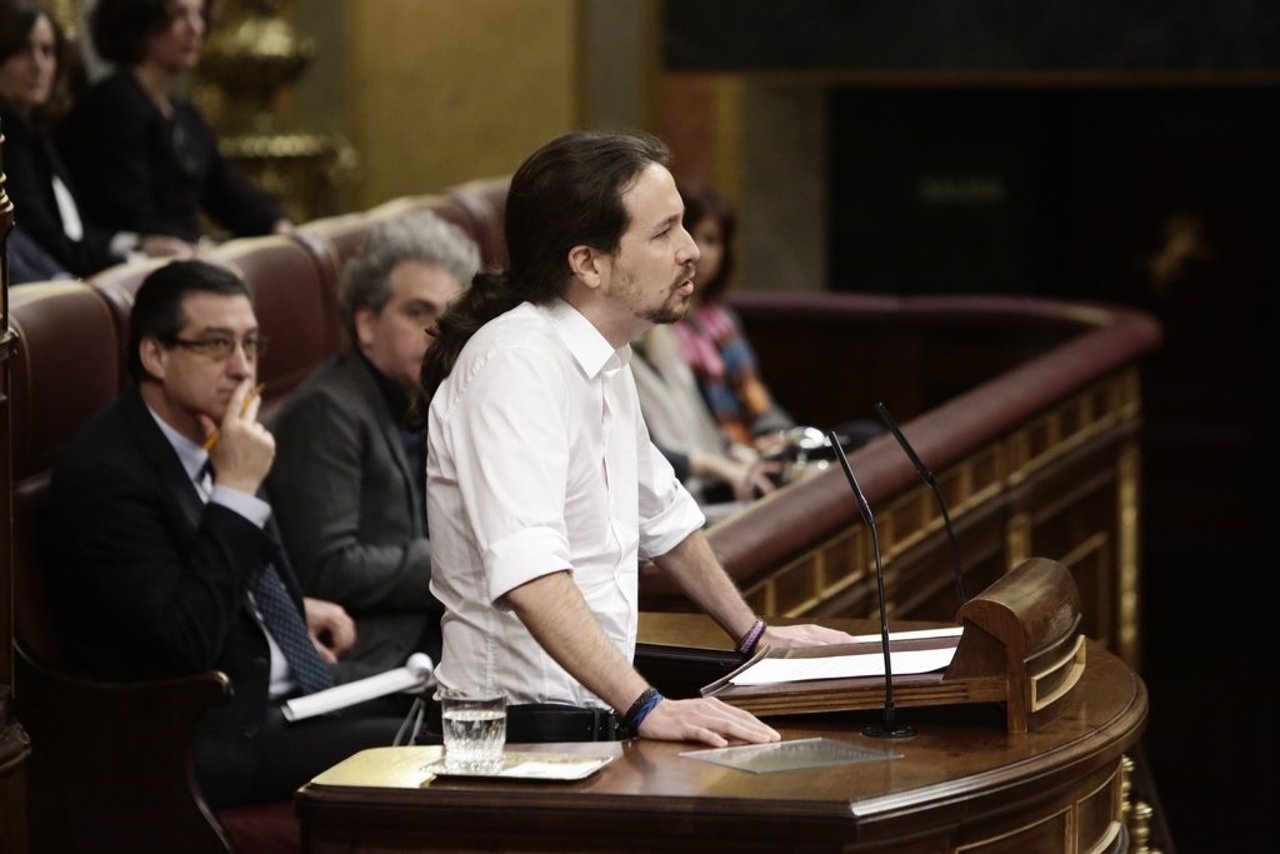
[164,334,269,361]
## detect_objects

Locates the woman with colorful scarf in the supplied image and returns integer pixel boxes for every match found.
[672,180,794,448]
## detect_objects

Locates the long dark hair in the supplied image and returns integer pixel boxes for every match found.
[91,0,216,66]
[678,179,737,303]
[0,0,73,123]
[411,130,670,425]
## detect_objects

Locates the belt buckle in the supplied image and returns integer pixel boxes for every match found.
[600,709,620,741]
[589,707,605,741]
[585,707,612,741]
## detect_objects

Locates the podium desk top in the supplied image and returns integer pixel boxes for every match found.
[297,615,1146,854]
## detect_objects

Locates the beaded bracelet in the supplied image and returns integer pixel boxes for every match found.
[737,618,767,656]
[622,686,664,733]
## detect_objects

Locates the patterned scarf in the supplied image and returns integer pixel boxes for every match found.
[672,302,777,446]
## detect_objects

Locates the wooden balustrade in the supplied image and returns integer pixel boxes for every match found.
[642,291,1162,671]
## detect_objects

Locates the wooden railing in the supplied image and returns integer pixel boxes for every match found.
[641,291,1162,670]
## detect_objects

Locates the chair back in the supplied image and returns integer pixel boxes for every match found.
[445,175,510,270]
[205,235,342,427]
[9,282,122,666]
[86,257,172,389]
[7,281,259,854]
[291,212,366,293]
[298,192,483,281]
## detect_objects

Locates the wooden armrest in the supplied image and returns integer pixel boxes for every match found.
[15,644,236,853]
[16,645,231,750]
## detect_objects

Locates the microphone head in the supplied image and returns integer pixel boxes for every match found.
[405,652,436,680]
[827,429,874,520]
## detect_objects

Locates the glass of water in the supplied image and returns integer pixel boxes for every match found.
[440,688,506,772]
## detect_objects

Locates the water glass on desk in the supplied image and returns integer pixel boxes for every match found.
[440,689,506,772]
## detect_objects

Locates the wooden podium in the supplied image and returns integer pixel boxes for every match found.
[685,558,1087,734]
[297,598,1147,854]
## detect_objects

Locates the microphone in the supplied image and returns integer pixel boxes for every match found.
[405,652,436,682]
[827,429,915,739]
[874,402,967,606]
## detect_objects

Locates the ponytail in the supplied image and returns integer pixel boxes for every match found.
[409,271,524,429]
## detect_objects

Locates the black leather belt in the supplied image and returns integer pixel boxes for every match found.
[427,702,624,743]
[507,703,625,742]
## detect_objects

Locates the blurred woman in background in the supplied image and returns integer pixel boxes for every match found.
[673,180,795,448]
[633,323,778,508]
[58,0,291,250]
[0,0,189,282]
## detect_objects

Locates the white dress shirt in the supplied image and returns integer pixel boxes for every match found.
[427,299,705,707]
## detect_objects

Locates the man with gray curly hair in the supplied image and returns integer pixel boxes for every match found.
[268,210,480,670]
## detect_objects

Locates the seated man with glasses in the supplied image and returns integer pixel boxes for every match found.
[47,260,405,808]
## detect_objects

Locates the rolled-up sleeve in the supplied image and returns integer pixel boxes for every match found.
[636,438,705,560]
[484,526,571,603]
[445,346,575,602]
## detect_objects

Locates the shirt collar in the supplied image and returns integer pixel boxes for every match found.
[145,402,209,483]
[542,299,632,379]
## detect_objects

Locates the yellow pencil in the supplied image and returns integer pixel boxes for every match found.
[203,383,265,451]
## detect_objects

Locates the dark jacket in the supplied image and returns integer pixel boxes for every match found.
[57,70,283,242]
[1,102,118,277]
[268,352,442,670]
[48,386,308,805]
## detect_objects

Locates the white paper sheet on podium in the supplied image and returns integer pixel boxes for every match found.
[728,627,962,687]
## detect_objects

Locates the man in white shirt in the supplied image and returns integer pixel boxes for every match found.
[420,131,854,747]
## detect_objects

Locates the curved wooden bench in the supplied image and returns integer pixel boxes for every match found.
[642,291,1162,670]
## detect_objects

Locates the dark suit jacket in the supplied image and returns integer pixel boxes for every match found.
[48,386,311,806]
[7,224,71,284]
[268,353,441,670]
[0,102,119,277]
[56,70,284,243]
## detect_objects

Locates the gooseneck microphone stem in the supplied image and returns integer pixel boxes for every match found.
[828,430,915,739]
[874,402,967,606]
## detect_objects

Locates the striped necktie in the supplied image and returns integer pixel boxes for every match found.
[200,458,334,695]
[251,566,335,695]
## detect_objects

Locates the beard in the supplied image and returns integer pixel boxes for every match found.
[638,266,695,325]
[643,297,690,325]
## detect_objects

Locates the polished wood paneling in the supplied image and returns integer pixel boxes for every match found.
[297,616,1148,853]
[640,293,1161,674]
[716,370,1146,669]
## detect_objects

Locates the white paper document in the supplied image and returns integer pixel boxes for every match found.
[729,627,962,687]
[282,653,434,722]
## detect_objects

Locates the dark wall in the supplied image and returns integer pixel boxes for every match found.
[664,0,1280,72]
[663,5,1276,851]
[827,87,1274,302]
[825,83,1274,854]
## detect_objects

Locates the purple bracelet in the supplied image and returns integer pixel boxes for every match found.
[737,619,767,656]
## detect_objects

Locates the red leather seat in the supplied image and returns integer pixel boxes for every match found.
[445,175,510,270]
[205,235,343,426]
[86,257,171,390]
[295,192,483,289]
[9,282,298,853]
